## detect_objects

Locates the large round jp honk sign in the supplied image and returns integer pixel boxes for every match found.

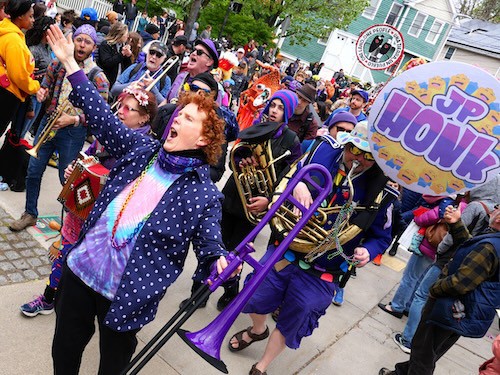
[368,61,500,196]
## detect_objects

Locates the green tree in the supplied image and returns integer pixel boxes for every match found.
[457,0,500,22]
[197,0,275,46]
[243,0,369,45]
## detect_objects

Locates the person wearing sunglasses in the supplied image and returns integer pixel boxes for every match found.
[165,38,219,104]
[111,40,171,104]
[228,120,398,375]
[20,87,157,318]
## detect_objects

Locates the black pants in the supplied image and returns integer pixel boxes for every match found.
[52,265,140,375]
[394,298,460,375]
[0,87,21,138]
[221,210,255,251]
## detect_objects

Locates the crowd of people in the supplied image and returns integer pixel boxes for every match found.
[0,0,498,374]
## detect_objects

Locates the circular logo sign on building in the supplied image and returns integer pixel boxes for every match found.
[368,61,500,196]
[356,24,404,70]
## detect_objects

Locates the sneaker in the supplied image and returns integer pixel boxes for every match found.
[9,212,37,232]
[379,368,396,375]
[392,332,411,354]
[388,241,398,256]
[372,253,383,266]
[20,295,54,317]
[332,288,344,306]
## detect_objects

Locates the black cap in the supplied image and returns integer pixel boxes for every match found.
[149,41,168,56]
[192,72,218,94]
[173,35,188,46]
[145,23,160,35]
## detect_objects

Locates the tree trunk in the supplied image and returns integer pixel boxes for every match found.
[185,0,203,42]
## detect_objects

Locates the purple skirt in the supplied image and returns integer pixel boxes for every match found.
[242,250,337,349]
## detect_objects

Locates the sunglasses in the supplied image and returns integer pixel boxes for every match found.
[335,125,352,133]
[348,144,375,161]
[149,50,164,58]
[183,82,211,94]
[192,48,212,59]
[117,103,140,114]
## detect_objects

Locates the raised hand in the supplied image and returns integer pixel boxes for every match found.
[46,25,80,75]
[443,205,461,224]
[47,25,74,64]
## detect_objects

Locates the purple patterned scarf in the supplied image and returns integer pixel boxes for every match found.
[157,148,206,174]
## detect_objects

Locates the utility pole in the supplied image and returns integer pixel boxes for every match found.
[218,1,242,39]
[218,1,232,39]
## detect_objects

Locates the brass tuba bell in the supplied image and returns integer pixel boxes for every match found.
[230,138,291,225]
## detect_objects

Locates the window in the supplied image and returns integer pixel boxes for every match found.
[362,0,381,20]
[408,12,427,37]
[317,37,328,45]
[385,3,403,26]
[426,19,444,44]
[444,47,455,60]
[385,55,402,75]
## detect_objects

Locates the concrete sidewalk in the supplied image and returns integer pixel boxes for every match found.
[0,162,498,374]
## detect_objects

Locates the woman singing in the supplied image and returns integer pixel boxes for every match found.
[46,24,238,374]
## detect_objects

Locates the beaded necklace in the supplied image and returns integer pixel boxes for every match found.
[111,154,158,250]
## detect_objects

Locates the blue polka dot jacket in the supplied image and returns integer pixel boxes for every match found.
[67,70,227,331]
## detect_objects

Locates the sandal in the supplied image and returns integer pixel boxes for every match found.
[249,363,267,375]
[228,326,269,352]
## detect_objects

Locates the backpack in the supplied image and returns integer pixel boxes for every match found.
[128,63,169,92]
[87,66,103,86]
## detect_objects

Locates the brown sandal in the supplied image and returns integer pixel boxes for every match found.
[249,363,267,375]
[228,326,269,352]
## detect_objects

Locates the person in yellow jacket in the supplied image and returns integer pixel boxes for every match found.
[0,0,41,137]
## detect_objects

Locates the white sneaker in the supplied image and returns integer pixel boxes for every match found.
[392,332,411,354]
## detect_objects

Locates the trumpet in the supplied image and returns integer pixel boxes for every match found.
[111,55,179,112]
[121,163,333,374]
[26,100,72,159]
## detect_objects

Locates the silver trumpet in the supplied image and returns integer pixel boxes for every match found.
[111,55,179,113]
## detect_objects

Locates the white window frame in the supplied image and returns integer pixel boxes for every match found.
[425,19,444,44]
[385,2,404,26]
[408,12,428,38]
[362,0,382,20]
[317,37,328,46]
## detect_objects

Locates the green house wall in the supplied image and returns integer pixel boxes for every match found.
[280,0,451,83]
[280,35,326,63]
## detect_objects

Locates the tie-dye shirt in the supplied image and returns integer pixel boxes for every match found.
[67,161,181,300]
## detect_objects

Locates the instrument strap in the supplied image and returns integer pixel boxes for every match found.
[275,249,346,283]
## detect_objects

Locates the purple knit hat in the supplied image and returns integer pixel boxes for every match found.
[258,89,299,125]
[73,24,98,45]
[327,111,358,130]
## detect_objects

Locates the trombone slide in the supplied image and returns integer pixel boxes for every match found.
[121,164,333,374]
